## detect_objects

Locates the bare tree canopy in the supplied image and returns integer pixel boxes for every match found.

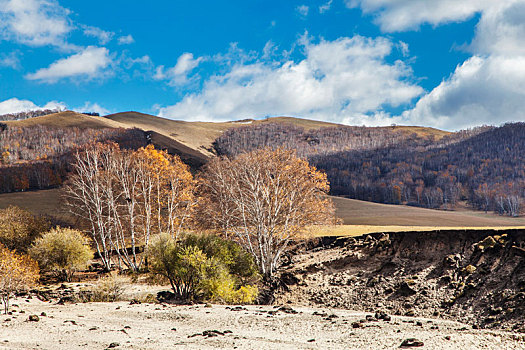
[198,148,336,277]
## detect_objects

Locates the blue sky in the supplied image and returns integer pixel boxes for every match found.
[1,0,525,130]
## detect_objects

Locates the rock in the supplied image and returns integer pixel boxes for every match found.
[416,321,422,326]
[375,311,390,321]
[398,282,417,296]
[400,338,424,347]
[307,339,315,342]
[28,315,39,322]
[278,305,298,314]
[129,299,141,305]
[352,322,361,328]
[107,342,119,348]
[476,236,497,251]
[40,312,46,317]
[444,336,451,340]
[405,309,415,317]
[463,265,477,274]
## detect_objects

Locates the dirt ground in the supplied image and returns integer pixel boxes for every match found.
[0,297,524,350]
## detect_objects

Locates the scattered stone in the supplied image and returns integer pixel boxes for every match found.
[476,236,497,251]
[400,338,424,348]
[227,306,247,312]
[189,330,232,338]
[398,282,417,296]
[278,305,298,314]
[28,315,40,322]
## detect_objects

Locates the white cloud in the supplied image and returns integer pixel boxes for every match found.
[156,36,423,124]
[154,52,203,86]
[25,46,113,83]
[81,25,114,45]
[396,0,525,130]
[346,0,493,32]
[296,5,309,17]
[402,55,525,130]
[319,0,333,14]
[0,97,65,115]
[118,34,134,45]
[74,102,110,116]
[0,51,20,69]
[470,0,525,56]
[0,0,72,47]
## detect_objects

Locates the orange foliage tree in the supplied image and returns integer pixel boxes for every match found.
[0,244,39,314]
[198,148,336,277]
[65,143,195,271]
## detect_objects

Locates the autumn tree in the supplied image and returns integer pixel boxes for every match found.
[65,143,195,272]
[198,148,336,277]
[30,227,93,282]
[0,244,39,314]
[0,206,50,252]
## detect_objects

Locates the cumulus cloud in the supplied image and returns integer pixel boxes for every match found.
[402,55,525,130]
[0,0,72,47]
[154,52,203,86]
[156,36,423,124]
[0,97,65,114]
[74,102,110,115]
[393,0,525,130]
[470,0,525,56]
[346,0,493,32]
[118,34,134,45]
[25,46,113,83]
[81,25,114,45]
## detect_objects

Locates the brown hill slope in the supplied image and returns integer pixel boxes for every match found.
[4,111,127,129]
[104,112,346,158]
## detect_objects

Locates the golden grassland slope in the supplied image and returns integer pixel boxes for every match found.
[4,111,127,129]
[2,189,524,236]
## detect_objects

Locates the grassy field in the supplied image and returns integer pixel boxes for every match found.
[332,196,525,227]
[1,189,523,237]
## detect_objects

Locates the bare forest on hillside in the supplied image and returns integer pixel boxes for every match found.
[214,122,524,216]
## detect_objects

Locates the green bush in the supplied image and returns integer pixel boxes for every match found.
[148,233,259,303]
[0,206,50,252]
[30,227,93,282]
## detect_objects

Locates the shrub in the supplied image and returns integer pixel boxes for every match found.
[148,233,259,303]
[30,227,93,282]
[77,275,125,302]
[0,206,50,252]
[0,244,39,314]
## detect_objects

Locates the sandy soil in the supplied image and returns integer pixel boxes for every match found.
[1,297,523,350]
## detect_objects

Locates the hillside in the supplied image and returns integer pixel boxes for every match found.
[104,112,346,159]
[4,111,127,129]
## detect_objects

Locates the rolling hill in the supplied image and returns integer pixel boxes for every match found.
[3,111,127,129]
